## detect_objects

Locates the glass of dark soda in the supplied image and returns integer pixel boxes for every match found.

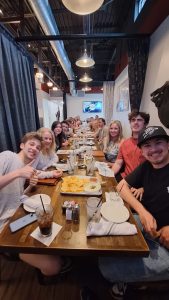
[36,204,53,237]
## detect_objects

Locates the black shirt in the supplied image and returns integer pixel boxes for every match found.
[126,161,169,229]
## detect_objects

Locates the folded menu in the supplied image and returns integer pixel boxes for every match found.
[86,218,137,237]
[38,178,59,185]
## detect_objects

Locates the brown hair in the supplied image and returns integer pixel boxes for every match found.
[128,110,150,125]
[21,132,42,144]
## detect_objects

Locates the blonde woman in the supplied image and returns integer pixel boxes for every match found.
[35,127,62,178]
[103,120,125,165]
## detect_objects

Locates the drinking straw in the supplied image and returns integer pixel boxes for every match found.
[40,195,46,214]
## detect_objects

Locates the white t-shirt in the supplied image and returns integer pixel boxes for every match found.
[0,151,25,232]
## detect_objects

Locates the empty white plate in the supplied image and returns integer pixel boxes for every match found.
[23,194,51,213]
[100,202,129,223]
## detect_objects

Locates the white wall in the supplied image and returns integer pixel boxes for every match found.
[112,67,131,138]
[140,16,169,134]
[66,93,103,121]
[36,89,63,128]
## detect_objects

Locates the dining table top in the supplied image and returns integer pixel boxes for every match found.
[0,163,149,257]
[0,137,149,257]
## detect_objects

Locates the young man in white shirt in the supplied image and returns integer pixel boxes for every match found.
[0,132,64,277]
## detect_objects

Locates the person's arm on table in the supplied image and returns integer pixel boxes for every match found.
[158,226,169,249]
[117,179,157,236]
[112,158,124,174]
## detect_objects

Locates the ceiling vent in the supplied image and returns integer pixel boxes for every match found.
[77,90,85,97]
[49,89,63,98]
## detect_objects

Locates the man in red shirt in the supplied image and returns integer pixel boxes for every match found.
[112,110,150,182]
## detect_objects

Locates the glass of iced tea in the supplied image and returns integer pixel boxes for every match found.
[36,204,53,237]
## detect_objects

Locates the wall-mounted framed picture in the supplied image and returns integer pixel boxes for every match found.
[82,101,102,113]
[116,79,129,112]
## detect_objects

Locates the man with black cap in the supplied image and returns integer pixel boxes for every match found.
[99,126,169,299]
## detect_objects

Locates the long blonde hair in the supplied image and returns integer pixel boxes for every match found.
[104,120,123,149]
[37,127,56,155]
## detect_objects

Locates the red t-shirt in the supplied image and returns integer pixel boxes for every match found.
[117,137,145,178]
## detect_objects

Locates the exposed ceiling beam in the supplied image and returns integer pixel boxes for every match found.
[16,33,150,42]
[0,13,34,23]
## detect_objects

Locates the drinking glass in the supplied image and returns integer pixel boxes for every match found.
[36,204,53,237]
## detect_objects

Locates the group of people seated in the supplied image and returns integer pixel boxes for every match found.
[1,109,169,299]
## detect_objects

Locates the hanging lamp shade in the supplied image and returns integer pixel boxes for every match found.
[62,0,104,15]
[76,50,95,68]
[79,73,93,83]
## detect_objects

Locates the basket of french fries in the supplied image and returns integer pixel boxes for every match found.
[60,176,102,195]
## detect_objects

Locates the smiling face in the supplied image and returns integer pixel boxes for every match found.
[141,138,169,168]
[20,138,41,162]
[53,123,62,136]
[62,122,69,133]
[42,131,53,150]
[109,123,120,138]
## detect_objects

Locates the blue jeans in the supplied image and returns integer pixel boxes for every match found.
[99,215,169,283]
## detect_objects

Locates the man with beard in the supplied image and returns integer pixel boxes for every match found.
[99,126,169,299]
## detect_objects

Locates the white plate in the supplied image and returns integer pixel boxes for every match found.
[100,202,129,223]
[23,194,51,213]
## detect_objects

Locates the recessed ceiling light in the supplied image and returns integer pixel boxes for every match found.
[47,81,53,87]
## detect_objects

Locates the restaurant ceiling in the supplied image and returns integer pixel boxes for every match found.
[0,0,163,91]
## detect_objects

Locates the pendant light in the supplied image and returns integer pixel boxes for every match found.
[62,0,104,15]
[79,73,93,83]
[76,49,95,68]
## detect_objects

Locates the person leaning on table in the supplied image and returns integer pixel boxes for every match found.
[99,126,169,299]
[0,132,66,277]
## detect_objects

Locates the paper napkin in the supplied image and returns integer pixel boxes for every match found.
[95,162,114,177]
[86,218,137,237]
[31,222,62,246]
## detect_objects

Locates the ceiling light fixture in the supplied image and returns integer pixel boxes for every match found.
[62,0,104,15]
[76,49,95,68]
[47,81,53,87]
[79,73,93,83]
[82,86,92,92]
[36,71,43,79]
[53,86,58,91]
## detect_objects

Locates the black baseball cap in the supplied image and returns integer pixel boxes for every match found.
[138,126,169,147]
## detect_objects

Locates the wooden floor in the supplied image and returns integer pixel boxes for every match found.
[0,255,169,300]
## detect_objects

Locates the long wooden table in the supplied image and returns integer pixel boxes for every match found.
[0,167,149,257]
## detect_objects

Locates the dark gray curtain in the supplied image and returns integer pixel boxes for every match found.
[0,25,40,152]
[127,37,150,111]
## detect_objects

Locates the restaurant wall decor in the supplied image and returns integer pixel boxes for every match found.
[116,79,129,112]
[82,101,102,113]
